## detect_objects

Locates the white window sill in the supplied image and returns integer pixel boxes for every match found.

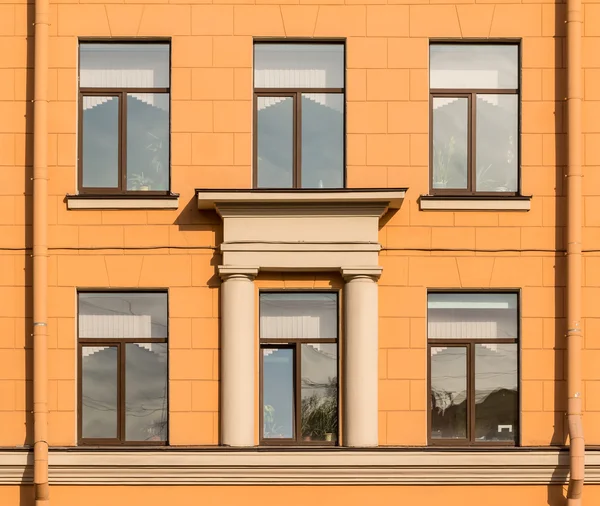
[66,194,179,210]
[419,195,531,211]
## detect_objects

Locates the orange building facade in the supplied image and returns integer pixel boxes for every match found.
[1,0,600,504]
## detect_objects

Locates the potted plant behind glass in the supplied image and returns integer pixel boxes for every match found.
[432,136,455,189]
[128,172,154,191]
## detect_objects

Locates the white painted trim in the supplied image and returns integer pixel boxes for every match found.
[66,197,179,210]
[1,449,597,485]
[197,190,406,210]
[419,198,531,211]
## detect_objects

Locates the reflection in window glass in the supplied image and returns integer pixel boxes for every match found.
[430,347,467,439]
[260,292,338,339]
[301,94,343,188]
[301,344,338,442]
[263,348,294,439]
[80,43,170,88]
[82,96,119,188]
[476,95,518,192]
[254,44,344,89]
[432,97,468,190]
[125,343,168,441]
[82,346,118,439]
[427,293,518,340]
[475,343,518,442]
[79,292,168,339]
[257,96,294,188]
[126,94,169,192]
[430,45,518,90]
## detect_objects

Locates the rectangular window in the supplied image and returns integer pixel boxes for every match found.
[259,292,339,445]
[78,43,170,194]
[254,43,345,189]
[429,43,519,195]
[78,292,168,445]
[428,292,519,445]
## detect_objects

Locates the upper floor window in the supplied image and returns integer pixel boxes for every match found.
[254,43,345,189]
[260,292,339,445]
[428,292,519,446]
[78,292,168,445]
[430,44,519,195]
[78,43,170,194]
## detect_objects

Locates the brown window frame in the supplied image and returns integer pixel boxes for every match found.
[259,290,340,446]
[429,41,521,197]
[78,41,171,196]
[427,290,520,447]
[253,40,346,189]
[77,290,168,446]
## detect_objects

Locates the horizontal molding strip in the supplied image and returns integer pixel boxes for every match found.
[1,449,600,485]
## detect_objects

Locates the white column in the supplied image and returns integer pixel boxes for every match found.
[342,267,382,447]
[219,266,259,447]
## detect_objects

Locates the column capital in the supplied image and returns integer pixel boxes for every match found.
[341,266,382,282]
[218,266,259,281]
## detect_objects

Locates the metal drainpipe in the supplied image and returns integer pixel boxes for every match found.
[566,0,585,501]
[33,0,50,501]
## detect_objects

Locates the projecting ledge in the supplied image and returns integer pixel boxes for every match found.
[196,188,407,212]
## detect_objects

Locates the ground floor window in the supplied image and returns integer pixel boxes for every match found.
[428,292,519,445]
[78,291,168,445]
[260,291,339,445]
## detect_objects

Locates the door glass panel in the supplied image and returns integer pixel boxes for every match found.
[301,343,338,442]
[262,348,294,439]
[430,346,467,439]
[125,343,168,441]
[81,345,118,439]
[475,343,518,442]
[301,93,343,188]
[82,95,119,188]
[476,94,518,192]
[432,97,468,190]
[256,96,294,188]
[126,93,169,192]
[260,292,338,340]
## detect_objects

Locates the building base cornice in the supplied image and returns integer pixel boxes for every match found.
[0,448,596,486]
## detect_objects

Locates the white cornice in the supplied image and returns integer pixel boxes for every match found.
[1,449,599,485]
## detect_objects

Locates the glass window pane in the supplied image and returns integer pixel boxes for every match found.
[432,97,468,190]
[257,96,293,188]
[125,343,168,441]
[301,343,337,442]
[126,94,169,192]
[301,93,343,189]
[428,293,518,340]
[262,348,294,439]
[254,44,344,89]
[430,45,518,90]
[475,343,518,442]
[82,346,118,439]
[79,292,168,338]
[82,95,119,189]
[430,346,467,439]
[260,292,338,339]
[476,94,518,192]
[80,43,170,88]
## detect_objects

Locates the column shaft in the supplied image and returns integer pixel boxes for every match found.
[344,273,379,447]
[220,268,257,446]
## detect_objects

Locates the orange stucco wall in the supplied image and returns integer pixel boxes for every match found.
[1,0,600,501]
[3,484,597,506]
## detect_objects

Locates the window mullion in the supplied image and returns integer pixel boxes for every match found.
[468,342,475,444]
[120,91,127,192]
[295,91,302,189]
[295,342,301,443]
[119,342,125,443]
[470,92,476,194]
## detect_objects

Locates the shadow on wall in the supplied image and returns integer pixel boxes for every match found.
[547,1,569,505]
